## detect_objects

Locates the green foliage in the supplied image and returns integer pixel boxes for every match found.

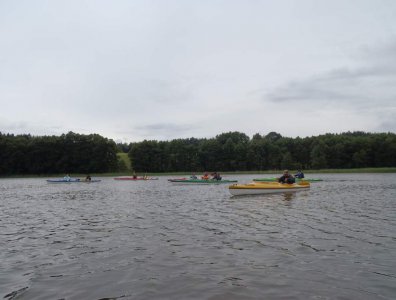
[281,152,293,170]
[117,153,131,171]
[310,142,328,169]
[127,131,396,172]
[0,131,119,175]
[1,130,396,175]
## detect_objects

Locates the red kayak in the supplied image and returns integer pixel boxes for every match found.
[114,176,158,180]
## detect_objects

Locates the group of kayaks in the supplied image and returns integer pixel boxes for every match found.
[46,175,322,196]
[167,176,319,195]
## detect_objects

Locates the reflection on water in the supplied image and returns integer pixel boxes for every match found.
[230,191,298,203]
[282,192,295,202]
[1,174,396,300]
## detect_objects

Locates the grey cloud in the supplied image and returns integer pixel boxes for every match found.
[376,108,396,132]
[1,121,28,131]
[0,119,65,136]
[357,41,396,64]
[126,123,195,140]
[267,81,355,103]
[266,43,396,106]
[316,65,396,82]
[378,120,396,132]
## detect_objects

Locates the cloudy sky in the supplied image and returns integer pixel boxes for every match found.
[1,0,396,142]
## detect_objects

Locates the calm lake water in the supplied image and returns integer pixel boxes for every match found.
[1,174,395,299]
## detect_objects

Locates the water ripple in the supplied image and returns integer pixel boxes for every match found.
[1,174,396,299]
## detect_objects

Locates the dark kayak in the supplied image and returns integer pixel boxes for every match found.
[253,177,323,182]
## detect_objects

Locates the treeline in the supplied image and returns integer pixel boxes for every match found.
[0,132,119,175]
[1,131,395,175]
[128,131,396,172]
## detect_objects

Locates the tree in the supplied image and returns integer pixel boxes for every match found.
[129,140,161,172]
[352,149,368,168]
[281,152,293,170]
[310,142,328,169]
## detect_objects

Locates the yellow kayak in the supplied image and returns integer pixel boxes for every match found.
[229,181,310,196]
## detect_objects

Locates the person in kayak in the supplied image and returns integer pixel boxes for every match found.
[132,171,137,179]
[63,174,71,181]
[190,174,198,179]
[211,172,222,180]
[202,173,210,180]
[294,169,305,178]
[278,170,295,184]
[85,175,92,181]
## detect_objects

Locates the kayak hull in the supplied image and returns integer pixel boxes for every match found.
[46,179,101,183]
[253,177,322,182]
[229,182,310,196]
[169,179,237,185]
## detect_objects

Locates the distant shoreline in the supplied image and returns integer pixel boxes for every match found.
[1,167,395,178]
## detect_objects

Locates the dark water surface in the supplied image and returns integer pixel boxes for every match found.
[1,174,395,299]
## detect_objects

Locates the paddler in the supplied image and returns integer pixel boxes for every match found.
[278,170,295,184]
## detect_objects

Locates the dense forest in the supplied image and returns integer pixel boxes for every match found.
[1,131,395,175]
[128,131,396,172]
[0,132,119,175]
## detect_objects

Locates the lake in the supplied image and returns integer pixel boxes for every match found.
[1,174,395,299]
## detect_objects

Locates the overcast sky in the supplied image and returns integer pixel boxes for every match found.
[1,0,396,143]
